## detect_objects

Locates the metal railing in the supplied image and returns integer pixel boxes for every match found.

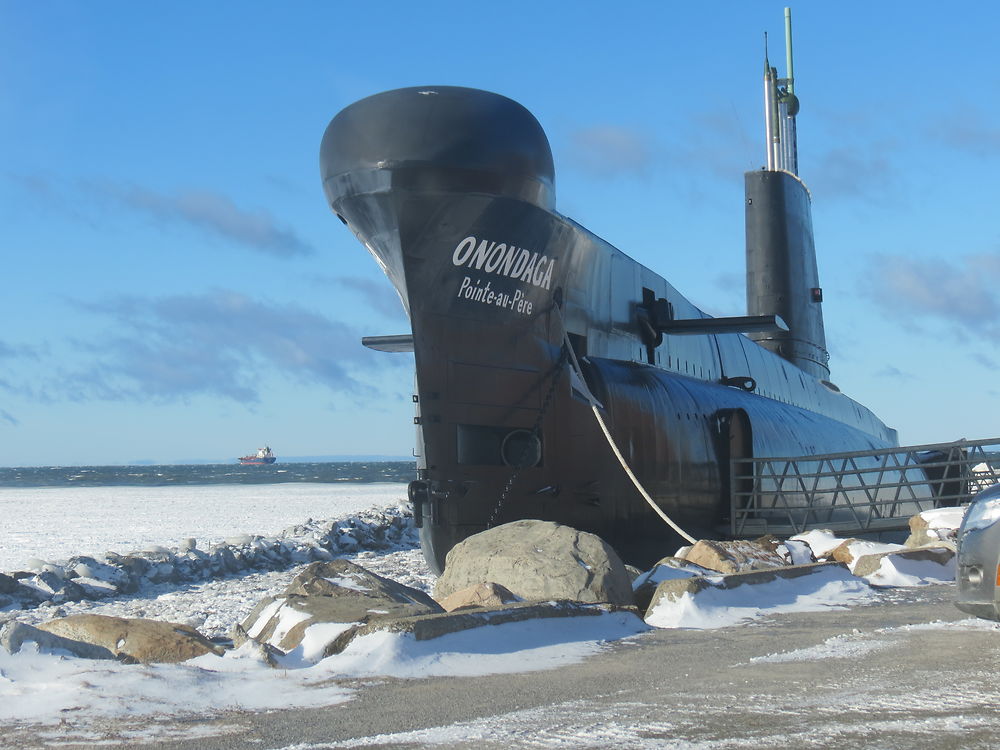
[728,437,1000,538]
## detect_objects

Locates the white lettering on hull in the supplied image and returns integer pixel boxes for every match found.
[457,276,533,315]
[452,235,555,291]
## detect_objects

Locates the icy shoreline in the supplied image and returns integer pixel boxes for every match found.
[1,503,427,638]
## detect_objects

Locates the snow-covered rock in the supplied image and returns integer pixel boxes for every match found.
[789,528,844,558]
[631,557,716,613]
[644,562,873,629]
[234,559,442,661]
[905,506,968,547]
[826,539,904,572]
[852,547,956,586]
[0,505,419,613]
[678,537,787,574]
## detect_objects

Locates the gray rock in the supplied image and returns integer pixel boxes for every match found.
[437,582,521,612]
[211,546,239,573]
[4,576,53,604]
[23,572,86,602]
[144,561,178,583]
[73,576,120,599]
[0,572,22,595]
[434,520,633,607]
[111,554,150,581]
[38,614,224,663]
[1,620,116,660]
[41,563,67,579]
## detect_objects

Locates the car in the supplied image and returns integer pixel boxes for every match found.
[955,482,1000,621]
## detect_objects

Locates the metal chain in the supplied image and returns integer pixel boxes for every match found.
[486,344,568,528]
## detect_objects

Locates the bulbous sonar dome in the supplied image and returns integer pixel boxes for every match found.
[320,86,555,210]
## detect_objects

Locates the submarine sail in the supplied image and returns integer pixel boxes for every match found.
[320,15,908,573]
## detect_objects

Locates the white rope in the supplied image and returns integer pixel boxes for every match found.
[588,402,697,544]
[555,305,698,544]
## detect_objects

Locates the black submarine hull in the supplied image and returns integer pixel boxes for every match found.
[321,87,903,573]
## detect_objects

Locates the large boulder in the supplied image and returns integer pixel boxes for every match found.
[0,620,116,660]
[38,614,224,663]
[433,520,633,607]
[234,559,443,659]
[679,537,787,574]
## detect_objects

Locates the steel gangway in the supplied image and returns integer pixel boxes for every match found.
[727,437,1000,538]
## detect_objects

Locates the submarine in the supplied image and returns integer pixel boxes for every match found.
[320,14,910,573]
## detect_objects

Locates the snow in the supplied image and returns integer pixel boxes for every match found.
[836,539,904,571]
[630,558,712,590]
[0,483,649,730]
[788,528,845,557]
[749,616,998,664]
[0,639,354,724]
[644,565,876,629]
[778,538,815,565]
[919,505,969,533]
[863,553,957,587]
[323,574,371,591]
[0,481,974,737]
[298,610,649,678]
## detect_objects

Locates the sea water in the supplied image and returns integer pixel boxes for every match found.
[0,462,415,572]
[0,461,415,487]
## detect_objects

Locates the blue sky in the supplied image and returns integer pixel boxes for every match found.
[1,1,998,466]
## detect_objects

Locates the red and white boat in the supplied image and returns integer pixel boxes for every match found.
[239,446,276,465]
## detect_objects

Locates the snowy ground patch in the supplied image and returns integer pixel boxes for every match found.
[0,639,353,726]
[0,609,646,730]
[316,609,649,678]
[748,616,996,665]
[749,632,895,663]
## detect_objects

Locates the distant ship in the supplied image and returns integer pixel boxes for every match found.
[239,446,276,465]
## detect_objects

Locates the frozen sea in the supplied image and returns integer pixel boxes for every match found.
[0,482,410,571]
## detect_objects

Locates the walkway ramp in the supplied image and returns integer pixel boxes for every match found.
[726,437,1000,538]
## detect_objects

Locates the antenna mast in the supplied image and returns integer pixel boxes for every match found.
[763,7,799,175]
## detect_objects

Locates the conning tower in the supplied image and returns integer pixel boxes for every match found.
[745,7,830,380]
